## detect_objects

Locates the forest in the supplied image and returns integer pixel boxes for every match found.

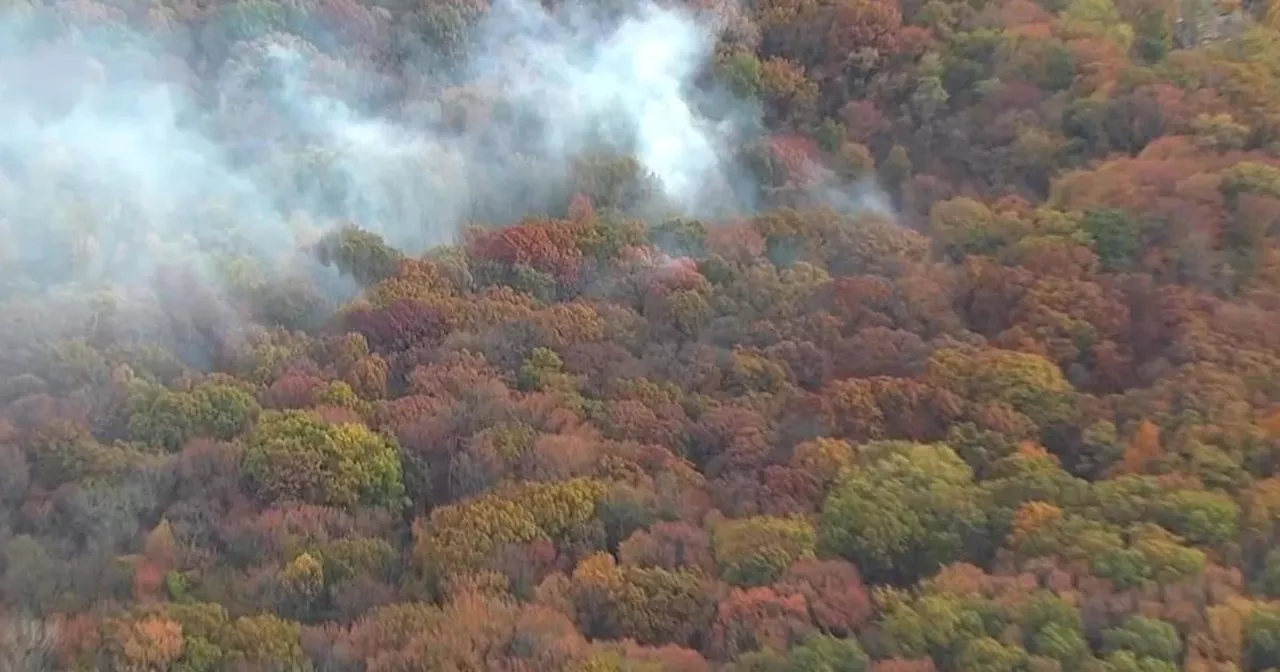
[2,0,1280,663]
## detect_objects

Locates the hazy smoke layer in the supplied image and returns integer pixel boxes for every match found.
[0,0,756,297]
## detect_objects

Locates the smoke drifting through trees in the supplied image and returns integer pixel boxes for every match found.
[0,0,904,655]
[0,0,883,305]
[8,0,1280,659]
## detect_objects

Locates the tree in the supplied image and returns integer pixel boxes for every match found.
[874,589,988,663]
[312,226,404,287]
[414,479,607,583]
[1103,616,1183,662]
[1152,488,1240,549]
[777,559,873,636]
[344,300,455,353]
[955,637,1027,672]
[785,634,870,672]
[818,442,987,583]
[711,516,817,586]
[0,443,29,508]
[102,615,185,672]
[278,551,325,618]
[926,347,1076,428]
[134,520,178,604]
[1248,604,1280,671]
[1083,208,1143,271]
[619,522,715,573]
[220,613,306,669]
[1114,419,1163,475]
[790,438,856,488]
[467,218,585,289]
[129,382,260,452]
[709,585,814,660]
[414,496,544,585]
[24,420,138,488]
[567,552,716,648]
[569,155,663,215]
[241,410,405,508]
[1025,607,1088,669]
[0,615,60,672]
[1100,651,1178,671]
[928,197,1004,258]
[164,602,306,670]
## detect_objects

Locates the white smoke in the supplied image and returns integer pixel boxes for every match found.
[0,0,885,305]
[6,0,759,294]
[467,0,739,205]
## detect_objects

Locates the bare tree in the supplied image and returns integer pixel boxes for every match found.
[0,613,60,672]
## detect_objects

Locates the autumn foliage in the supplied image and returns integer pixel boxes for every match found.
[6,0,1280,664]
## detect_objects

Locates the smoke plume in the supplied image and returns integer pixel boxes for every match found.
[0,0,760,295]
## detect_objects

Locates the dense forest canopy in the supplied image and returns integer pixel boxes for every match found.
[3,0,1280,665]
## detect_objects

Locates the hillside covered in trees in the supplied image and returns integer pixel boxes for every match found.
[5,0,1280,664]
